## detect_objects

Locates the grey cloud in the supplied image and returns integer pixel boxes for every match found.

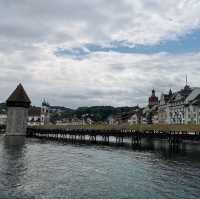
[1,1,200,108]
[109,64,127,72]
[1,0,200,49]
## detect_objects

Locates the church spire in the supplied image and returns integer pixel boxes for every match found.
[152,88,155,96]
[184,75,191,91]
[186,75,188,86]
[169,88,172,96]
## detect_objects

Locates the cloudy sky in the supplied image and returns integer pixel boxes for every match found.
[1,0,200,108]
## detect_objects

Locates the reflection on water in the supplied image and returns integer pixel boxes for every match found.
[0,136,27,199]
[0,136,200,199]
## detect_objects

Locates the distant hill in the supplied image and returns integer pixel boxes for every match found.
[75,106,115,122]
[51,106,74,112]
[0,102,141,122]
[52,105,141,122]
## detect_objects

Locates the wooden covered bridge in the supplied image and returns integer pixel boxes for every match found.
[26,124,200,145]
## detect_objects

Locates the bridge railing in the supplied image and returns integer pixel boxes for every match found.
[29,123,200,133]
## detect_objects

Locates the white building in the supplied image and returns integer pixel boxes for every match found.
[158,84,200,124]
[158,91,171,124]
[28,106,41,126]
[127,111,142,124]
[107,115,115,125]
[152,113,159,124]
[0,114,7,125]
[184,88,200,124]
[27,100,50,126]
[40,99,50,125]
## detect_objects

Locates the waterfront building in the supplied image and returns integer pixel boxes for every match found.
[28,106,41,126]
[6,84,31,135]
[168,85,192,124]
[40,99,50,125]
[107,115,115,125]
[142,90,159,124]
[149,89,159,107]
[127,109,142,124]
[85,117,93,125]
[152,112,159,124]
[158,89,172,124]
[81,114,94,125]
[184,88,200,124]
[158,82,200,124]
[27,100,51,126]
[106,106,142,125]
[0,113,7,125]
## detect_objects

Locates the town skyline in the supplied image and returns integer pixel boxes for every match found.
[2,80,200,126]
[1,1,200,108]
[0,78,195,109]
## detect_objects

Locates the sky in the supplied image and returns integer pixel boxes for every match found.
[1,0,200,108]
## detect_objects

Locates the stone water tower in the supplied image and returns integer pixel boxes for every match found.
[6,84,31,136]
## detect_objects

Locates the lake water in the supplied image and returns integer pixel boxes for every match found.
[0,135,200,199]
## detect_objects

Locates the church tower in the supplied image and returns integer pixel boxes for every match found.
[40,99,50,125]
[148,89,158,107]
[6,84,31,135]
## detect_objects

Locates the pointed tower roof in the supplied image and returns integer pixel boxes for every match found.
[6,84,31,108]
[169,88,173,96]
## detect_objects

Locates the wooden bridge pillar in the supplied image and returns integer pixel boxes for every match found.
[131,132,141,145]
[116,136,124,145]
[102,135,109,144]
[168,131,182,145]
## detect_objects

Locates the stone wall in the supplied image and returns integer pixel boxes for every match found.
[6,107,28,135]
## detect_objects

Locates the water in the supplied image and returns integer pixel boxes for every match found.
[0,136,200,199]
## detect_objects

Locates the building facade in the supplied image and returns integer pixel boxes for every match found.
[40,99,50,125]
[127,109,143,124]
[158,84,200,124]
[27,100,50,126]
[0,114,7,125]
[149,89,159,107]
[28,106,41,126]
[142,90,159,124]
[158,90,172,124]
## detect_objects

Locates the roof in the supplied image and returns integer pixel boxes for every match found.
[114,108,142,121]
[191,97,200,105]
[163,94,170,102]
[6,84,31,108]
[185,88,200,104]
[149,95,158,102]
[28,106,41,116]
[42,99,50,107]
[169,86,192,103]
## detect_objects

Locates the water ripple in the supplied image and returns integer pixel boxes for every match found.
[0,136,200,199]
